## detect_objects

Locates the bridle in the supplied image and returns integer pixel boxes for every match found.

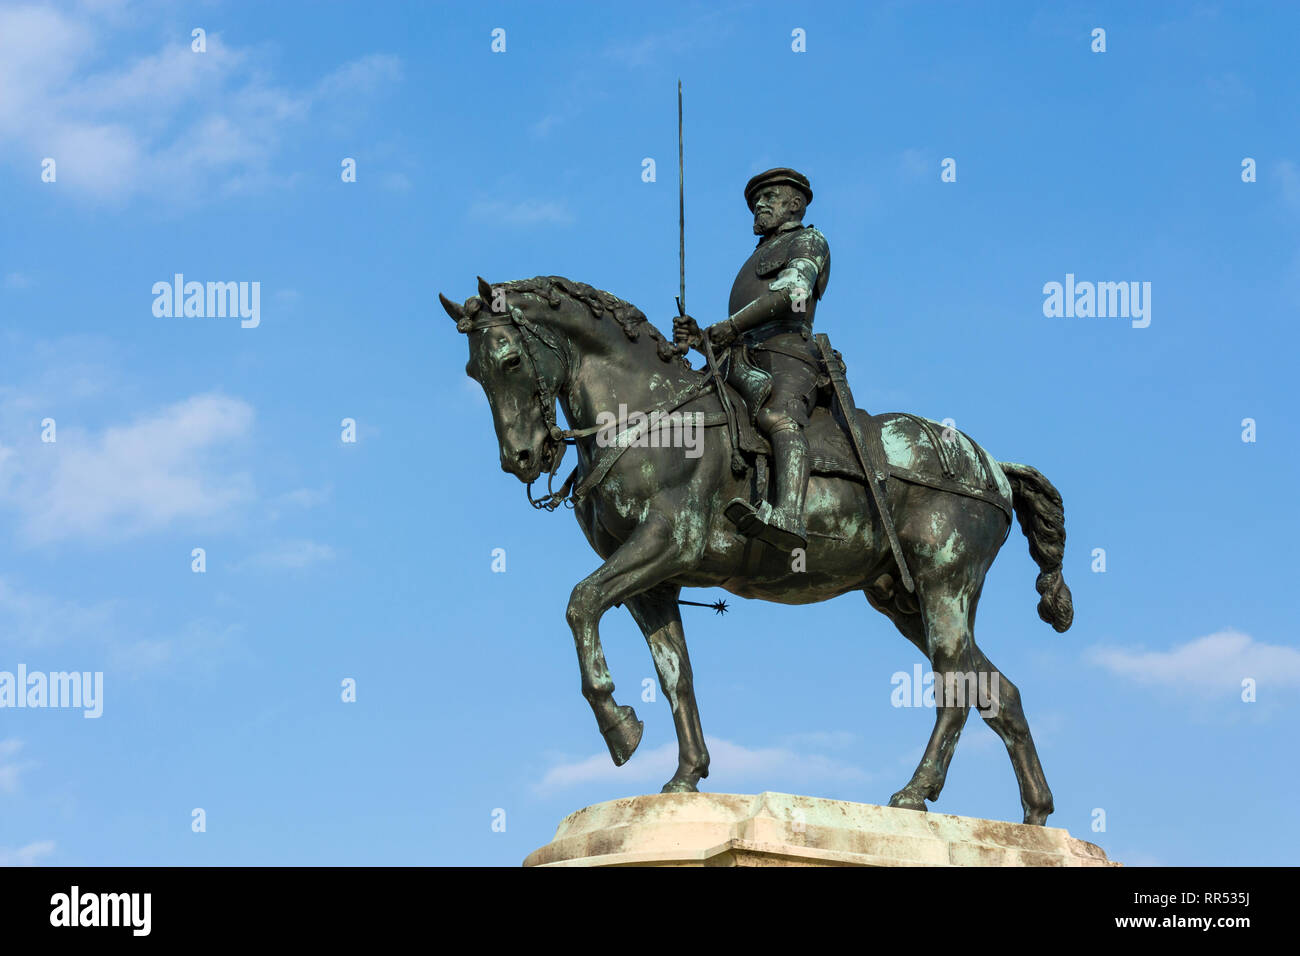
[461,289,718,513]
[459,295,594,511]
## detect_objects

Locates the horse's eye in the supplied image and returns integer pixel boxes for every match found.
[503,355,522,372]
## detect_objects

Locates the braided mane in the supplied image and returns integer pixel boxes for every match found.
[465,276,683,365]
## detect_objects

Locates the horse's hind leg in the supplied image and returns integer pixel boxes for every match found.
[887,603,975,814]
[863,591,966,813]
[877,487,1021,817]
[625,586,710,793]
[969,643,1054,824]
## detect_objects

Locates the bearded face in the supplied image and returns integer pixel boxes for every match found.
[752,184,805,236]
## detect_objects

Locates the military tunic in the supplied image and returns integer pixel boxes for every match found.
[726,221,831,426]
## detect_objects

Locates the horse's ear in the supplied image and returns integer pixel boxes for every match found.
[439,293,465,322]
[477,276,494,302]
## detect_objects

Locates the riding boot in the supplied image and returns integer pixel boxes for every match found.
[758,422,810,552]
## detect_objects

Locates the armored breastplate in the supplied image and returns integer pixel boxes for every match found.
[728,225,828,333]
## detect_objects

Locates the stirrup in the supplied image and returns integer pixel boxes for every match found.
[724,498,807,552]
[724,497,766,537]
[755,514,807,553]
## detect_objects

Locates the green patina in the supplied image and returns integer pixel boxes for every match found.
[879,420,916,468]
[443,249,1073,825]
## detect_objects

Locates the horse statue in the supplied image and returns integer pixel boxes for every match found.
[440,275,1074,825]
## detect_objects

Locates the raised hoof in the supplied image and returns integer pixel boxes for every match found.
[888,789,928,812]
[599,705,643,767]
[660,775,700,794]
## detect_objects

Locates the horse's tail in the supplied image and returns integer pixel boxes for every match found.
[999,462,1073,633]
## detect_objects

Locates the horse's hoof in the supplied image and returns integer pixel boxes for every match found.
[661,775,700,794]
[1021,793,1054,826]
[600,705,643,766]
[888,789,928,812]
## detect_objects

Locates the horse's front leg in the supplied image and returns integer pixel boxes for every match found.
[566,512,688,766]
[625,586,710,792]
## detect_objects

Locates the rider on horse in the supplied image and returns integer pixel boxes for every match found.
[676,167,830,552]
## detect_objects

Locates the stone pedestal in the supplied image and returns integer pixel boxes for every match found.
[523,791,1118,867]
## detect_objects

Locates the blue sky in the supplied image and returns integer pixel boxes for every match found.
[1,0,1296,866]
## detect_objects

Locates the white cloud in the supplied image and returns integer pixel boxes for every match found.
[530,113,568,138]
[236,539,336,571]
[315,53,402,99]
[0,840,55,866]
[468,198,574,227]
[0,575,244,673]
[0,577,119,648]
[0,4,399,201]
[533,736,870,795]
[0,739,33,794]
[108,618,243,674]
[600,13,732,68]
[269,485,331,515]
[1088,630,1300,695]
[0,392,255,544]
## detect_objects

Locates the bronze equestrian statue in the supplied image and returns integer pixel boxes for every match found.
[675,168,828,554]
[439,168,1074,826]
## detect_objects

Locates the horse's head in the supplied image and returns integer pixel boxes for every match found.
[440,277,567,484]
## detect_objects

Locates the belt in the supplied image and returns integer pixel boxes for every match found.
[748,337,822,369]
[745,320,812,343]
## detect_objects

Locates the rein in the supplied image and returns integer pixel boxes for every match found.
[464,298,716,513]
[529,374,719,512]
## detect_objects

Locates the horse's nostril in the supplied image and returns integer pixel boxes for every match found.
[517,449,532,465]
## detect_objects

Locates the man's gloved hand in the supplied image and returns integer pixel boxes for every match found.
[672,314,702,354]
[705,318,739,349]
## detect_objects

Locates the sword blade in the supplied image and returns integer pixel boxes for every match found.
[677,79,685,316]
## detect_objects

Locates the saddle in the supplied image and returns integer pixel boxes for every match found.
[560,338,1011,530]
[677,356,1012,522]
